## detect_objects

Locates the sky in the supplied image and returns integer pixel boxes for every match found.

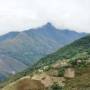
[0,0,89,35]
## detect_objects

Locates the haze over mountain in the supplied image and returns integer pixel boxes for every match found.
[0,0,89,35]
[0,23,86,80]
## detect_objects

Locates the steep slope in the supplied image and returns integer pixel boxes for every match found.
[29,34,90,90]
[1,34,90,90]
[35,34,90,68]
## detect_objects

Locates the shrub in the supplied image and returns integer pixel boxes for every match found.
[51,82,63,90]
[58,67,65,77]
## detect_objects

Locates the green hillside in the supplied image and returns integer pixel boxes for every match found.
[33,34,90,90]
[36,34,90,68]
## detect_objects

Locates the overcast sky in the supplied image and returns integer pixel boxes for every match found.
[0,0,89,35]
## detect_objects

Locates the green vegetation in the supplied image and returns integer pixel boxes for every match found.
[35,35,90,68]
[34,35,90,89]
[50,83,63,90]
[58,67,65,77]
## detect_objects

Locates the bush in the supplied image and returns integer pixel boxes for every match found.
[51,82,62,90]
[70,59,87,69]
[58,67,65,77]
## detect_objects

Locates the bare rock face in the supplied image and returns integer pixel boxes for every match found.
[64,68,75,78]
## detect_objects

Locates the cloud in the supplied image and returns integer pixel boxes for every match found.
[0,0,89,35]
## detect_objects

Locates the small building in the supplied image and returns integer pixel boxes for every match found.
[64,68,75,78]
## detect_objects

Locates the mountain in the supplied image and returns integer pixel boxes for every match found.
[0,23,86,80]
[0,54,27,74]
[1,34,90,90]
[0,32,19,42]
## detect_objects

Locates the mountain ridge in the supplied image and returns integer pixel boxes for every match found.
[0,23,87,81]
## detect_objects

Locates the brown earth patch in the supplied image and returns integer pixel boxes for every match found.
[17,78,46,90]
